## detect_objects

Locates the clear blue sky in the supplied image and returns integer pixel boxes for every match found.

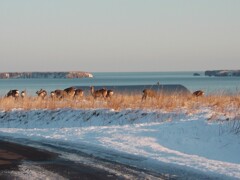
[0,0,239,72]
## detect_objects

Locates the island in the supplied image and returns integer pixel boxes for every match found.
[0,71,93,79]
[193,73,201,76]
[205,70,240,77]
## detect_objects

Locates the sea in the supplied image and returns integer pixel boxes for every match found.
[0,71,239,96]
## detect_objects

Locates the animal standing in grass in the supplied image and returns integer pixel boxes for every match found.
[6,89,19,99]
[64,87,76,99]
[192,90,204,97]
[90,86,108,99]
[50,91,56,100]
[21,90,26,99]
[74,89,84,100]
[142,89,157,101]
[36,89,47,100]
[51,89,67,100]
[106,90,114,99]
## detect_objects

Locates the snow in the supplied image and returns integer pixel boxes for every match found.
[4,163,66,180]
[0,108,239,179]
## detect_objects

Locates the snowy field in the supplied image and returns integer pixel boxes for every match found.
[0,108,240,179]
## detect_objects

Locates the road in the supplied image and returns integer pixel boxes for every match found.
[0,137,166,179]
[0,136,224,180]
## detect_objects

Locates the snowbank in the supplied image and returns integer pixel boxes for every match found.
[0,108,239,179]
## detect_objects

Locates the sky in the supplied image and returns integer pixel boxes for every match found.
[0,0,239,72]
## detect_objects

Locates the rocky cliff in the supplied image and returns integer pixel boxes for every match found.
[0,71,93,79]
[205,70,240,77]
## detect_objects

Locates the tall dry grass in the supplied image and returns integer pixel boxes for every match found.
[0,92,239,117]
[1,92,239,134]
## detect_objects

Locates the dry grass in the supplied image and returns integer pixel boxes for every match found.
[0,92,240,117]
[1,92,240,134]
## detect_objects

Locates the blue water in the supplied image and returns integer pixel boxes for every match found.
[0,72,239,96]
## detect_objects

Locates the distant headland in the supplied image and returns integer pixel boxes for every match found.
[0,71,93,79]
[205,70,240,77]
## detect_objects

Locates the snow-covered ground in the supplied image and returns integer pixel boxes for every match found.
[0,108,239,179]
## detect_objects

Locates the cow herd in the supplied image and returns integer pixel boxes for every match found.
[4,87,204,101]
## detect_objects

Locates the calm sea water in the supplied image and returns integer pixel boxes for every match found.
[0,72,239,96]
